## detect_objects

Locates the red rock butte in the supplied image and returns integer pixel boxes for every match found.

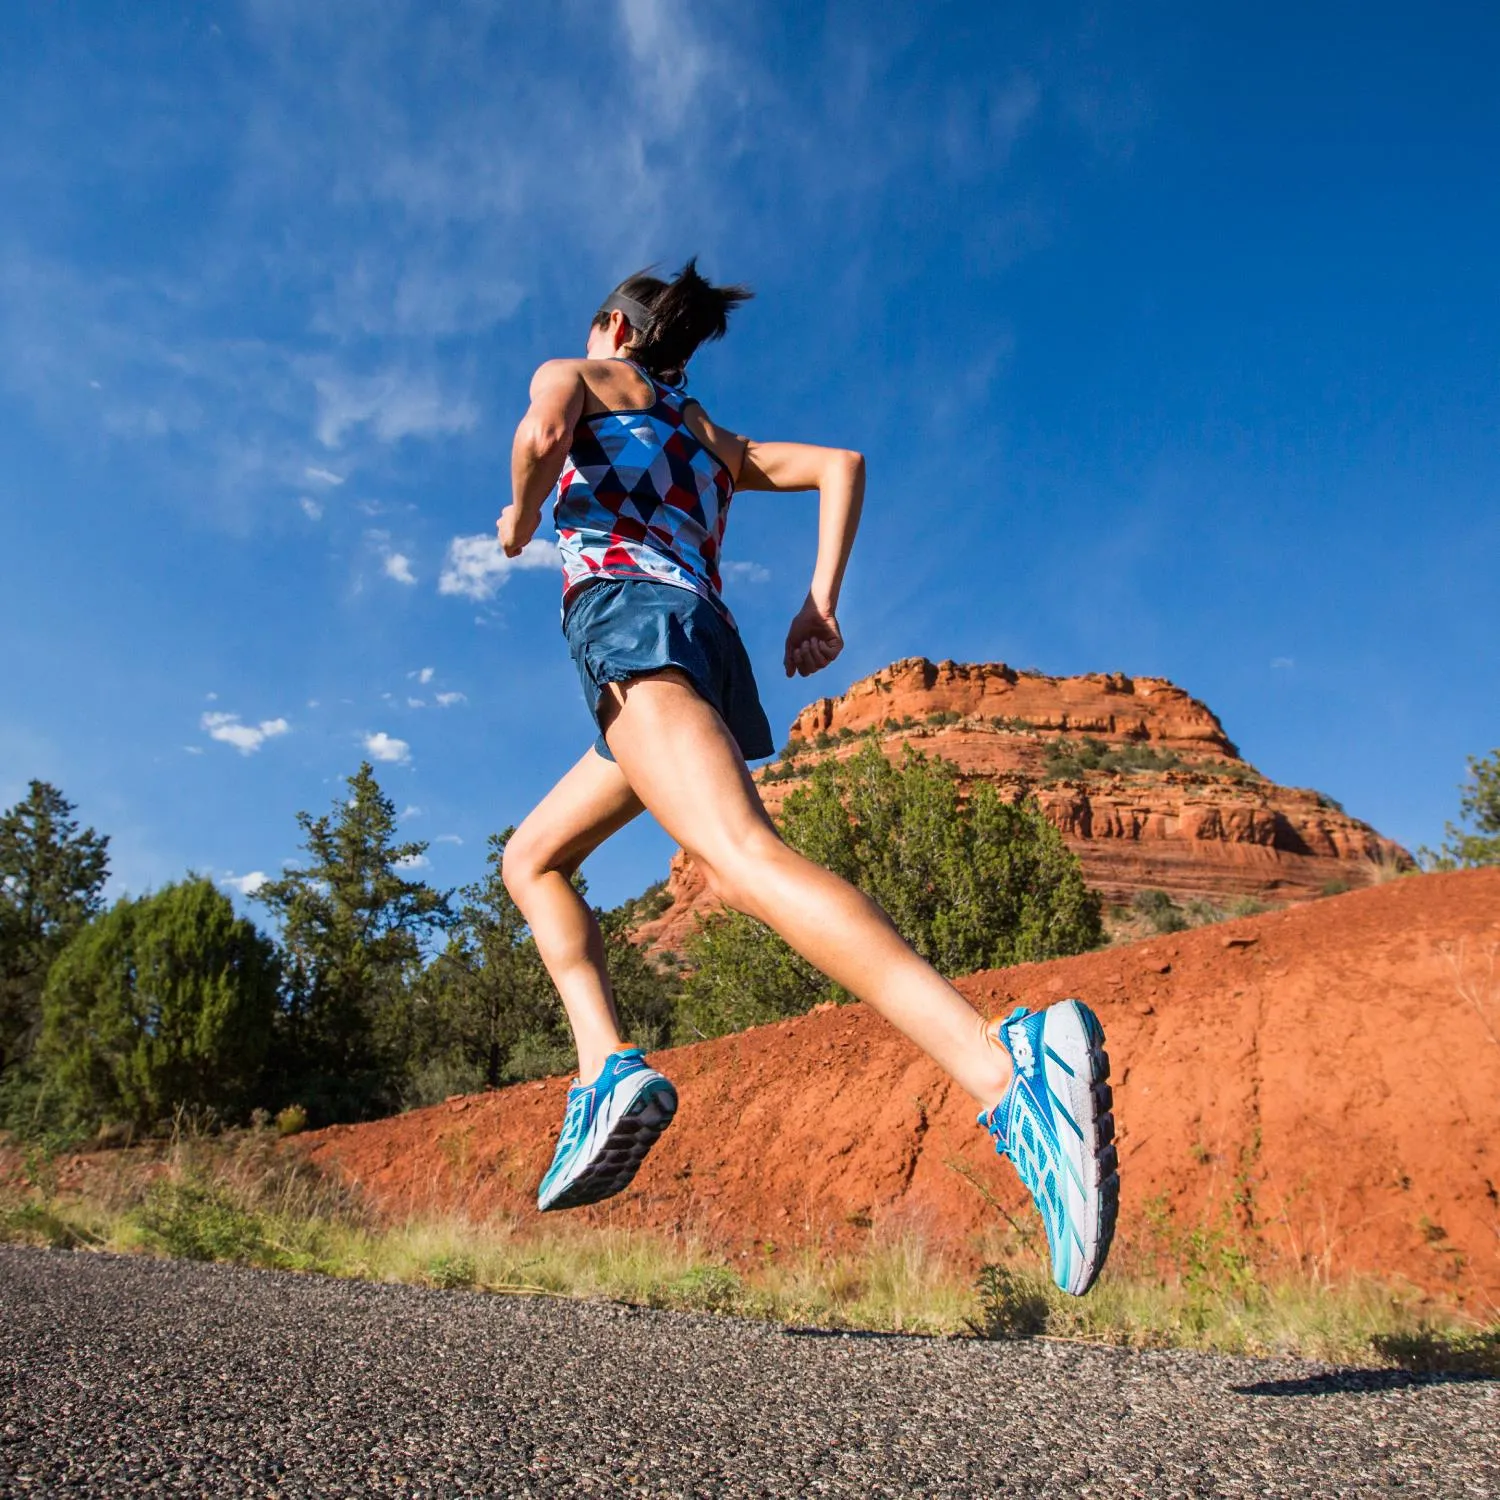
[633,657,1411,953]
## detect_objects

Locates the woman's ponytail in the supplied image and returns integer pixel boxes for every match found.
[594,259,752,387]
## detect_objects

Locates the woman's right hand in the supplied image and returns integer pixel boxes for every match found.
[784,594,843,678]
[497,503,533,558]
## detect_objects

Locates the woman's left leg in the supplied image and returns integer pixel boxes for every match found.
[597,670,1013,1107]
[502,747,647,1083]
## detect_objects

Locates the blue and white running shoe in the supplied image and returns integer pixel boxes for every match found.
[978,999,1119,1296]
[537,1047,678,1213]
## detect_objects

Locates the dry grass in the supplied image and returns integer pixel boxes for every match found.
[3,1130,1497,1373]
[1441,938,1500,1048]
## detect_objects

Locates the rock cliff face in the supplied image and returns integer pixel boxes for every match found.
[631,657,1410,953]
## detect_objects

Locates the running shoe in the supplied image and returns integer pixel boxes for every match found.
[536,1047,678,1213]
[978,999,1119,1296]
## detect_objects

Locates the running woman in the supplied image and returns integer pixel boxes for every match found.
[497,261,1118,1294]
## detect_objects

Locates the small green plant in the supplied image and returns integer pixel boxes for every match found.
[1320,878,1352,898]
[1314,791,1346,813]
[1,1200,90,1249]
[1224,896,1269,918]
[275,1104,309,1137]
[134,1179,269,1263]
[967,1263,1050,1338]
[425,1251,478,1290]
[1132,889,1188,934]
[669,1264,744,1312]
[925,710,962,727]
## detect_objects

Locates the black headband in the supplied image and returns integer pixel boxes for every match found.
[596,291,657,333]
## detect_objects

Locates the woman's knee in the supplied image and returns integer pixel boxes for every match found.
[695,828,789,915]
[502,826,575,895]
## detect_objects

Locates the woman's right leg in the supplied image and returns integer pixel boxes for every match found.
[502,746,647,1084]
[598,670,1012,1108]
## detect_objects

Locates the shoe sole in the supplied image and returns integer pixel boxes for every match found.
[539,1078,678,1213]
[1044,999,1119,1296]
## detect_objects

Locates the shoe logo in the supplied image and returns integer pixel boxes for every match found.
[557,1089,594,1154]
[1008,1026,1036,1078]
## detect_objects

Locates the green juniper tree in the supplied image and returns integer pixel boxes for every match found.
[37,877,278,1131]
[1422,749,1500,870]
[679,738,1102,1041]
[0,781,110,1081]
[256,763,453,1122]
[413,832,680,1103]
[415,830,561,1100]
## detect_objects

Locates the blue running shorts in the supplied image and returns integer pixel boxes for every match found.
[562,578,775,763]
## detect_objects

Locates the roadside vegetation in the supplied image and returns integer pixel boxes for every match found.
[0,771,679,1143]
[2,1128,1495,1374]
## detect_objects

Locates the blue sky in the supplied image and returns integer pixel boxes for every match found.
[2,1,1496,912]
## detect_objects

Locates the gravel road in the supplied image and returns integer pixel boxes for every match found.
[2,1246,1496,1497]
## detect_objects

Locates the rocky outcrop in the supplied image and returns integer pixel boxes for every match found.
[631,657,1411,953]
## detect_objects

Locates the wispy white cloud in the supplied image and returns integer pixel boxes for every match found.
[221,870,268,897]
[413,666,435,684]
[618,0,713,132]
[393,851,429,870]
[364,730,410,764]
[435,833,463,845]
[406,696,425,709]
[722,560,771,584]
[439,533,559,601]
[201,711,290,755]
[383,550,416,585]
[315,371,477,449]
[434,690,466,708]
[299,496,323,520]
[400,804,422,819]
[304,466,345,486]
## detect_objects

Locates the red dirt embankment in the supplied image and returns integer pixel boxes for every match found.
[302,870,1500,1306]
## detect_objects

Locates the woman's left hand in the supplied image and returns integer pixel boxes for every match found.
[784,594,843,677]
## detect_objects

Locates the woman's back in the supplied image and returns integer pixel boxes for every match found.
[554,358,741,623]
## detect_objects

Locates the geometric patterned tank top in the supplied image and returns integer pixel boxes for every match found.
[553,359,737,628]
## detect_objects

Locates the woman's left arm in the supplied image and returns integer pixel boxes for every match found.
[736,440,866,677]
[498,360,587,557]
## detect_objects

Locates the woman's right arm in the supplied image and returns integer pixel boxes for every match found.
[498,360,586,557]
[737,441,866,678]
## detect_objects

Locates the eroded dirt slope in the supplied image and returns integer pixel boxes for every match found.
[303,870,1500,1305]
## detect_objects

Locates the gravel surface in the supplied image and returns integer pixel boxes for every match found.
[2,1245,1497,1498]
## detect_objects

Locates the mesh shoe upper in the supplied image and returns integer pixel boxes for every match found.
[979,1001,1117,1296]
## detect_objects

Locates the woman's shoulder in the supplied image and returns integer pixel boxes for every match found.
[681,401,748,482]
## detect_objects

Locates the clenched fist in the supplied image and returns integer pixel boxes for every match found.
[784,594,843,678]
[496,504,532,558]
